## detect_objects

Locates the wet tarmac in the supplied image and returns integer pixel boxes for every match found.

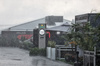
[0,47,72,66]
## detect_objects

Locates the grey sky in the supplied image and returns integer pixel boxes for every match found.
[0,0,100,30]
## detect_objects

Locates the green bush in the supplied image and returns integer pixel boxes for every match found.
[29,48,46,56]
[29,47,39,56]
[23,42,30,49]
[39,48,46,56]
[48,41,56,48]
[0,36,20,47]
[20,41,34,50]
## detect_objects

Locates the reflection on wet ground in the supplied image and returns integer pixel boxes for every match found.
[0,47,72,66]
[0,47,33,66]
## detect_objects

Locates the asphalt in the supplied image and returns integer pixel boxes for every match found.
[0,47,73,66]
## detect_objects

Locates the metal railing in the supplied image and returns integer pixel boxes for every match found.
[83,47,100,66]
[56,46,76,59]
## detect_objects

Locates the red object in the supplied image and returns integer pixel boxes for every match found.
[46,32,50,38]
[17,34,32,39]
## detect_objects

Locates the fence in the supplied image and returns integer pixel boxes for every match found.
[56,46,76,59]
[83,51,95,66]
[83,47,100,66]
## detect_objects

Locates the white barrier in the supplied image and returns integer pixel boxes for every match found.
[51,48,56,60]
[47,47,51,59]
[47,47,56,60]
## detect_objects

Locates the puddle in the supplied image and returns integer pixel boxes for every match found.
[11,59,22,61]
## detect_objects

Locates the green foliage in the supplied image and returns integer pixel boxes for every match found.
[62,22,100,51]
[20,36,26,42]
[94,25,100,50]
[48,41,51,47]
[20,41,34,50]
[10,36,20,47]
[39,48,46,56]
[76,23,97,51]
[0,37,7,46]
[48,41,56,48]
[0,36,20,47]
[29,47,46,56]
[29,47,39,56]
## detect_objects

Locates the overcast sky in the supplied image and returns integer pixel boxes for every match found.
[0,0,100,30]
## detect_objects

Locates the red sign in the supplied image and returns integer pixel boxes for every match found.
[17,34,32,39]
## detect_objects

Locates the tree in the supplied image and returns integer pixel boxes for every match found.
[63,22,98,51]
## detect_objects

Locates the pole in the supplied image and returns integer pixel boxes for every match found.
[94,46,96,66]
[74,51,81,66]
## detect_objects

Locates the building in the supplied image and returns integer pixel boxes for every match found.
[1,16,71,46]
[75,13,100,27]
[46,22,71,45]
